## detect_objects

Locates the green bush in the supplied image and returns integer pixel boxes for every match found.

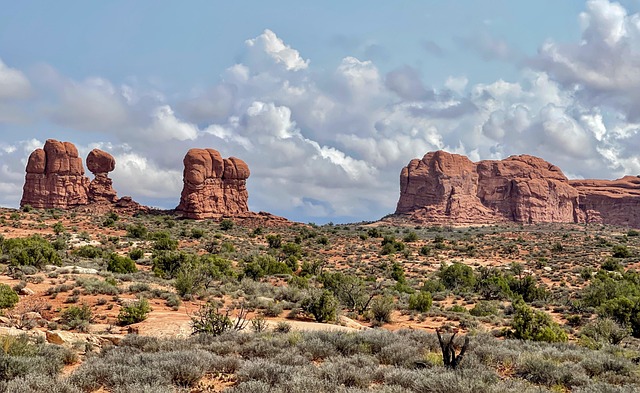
[301,290,338,323]
[0,284,19,309]
[439,262,476,290]
[61,304,92,331]
[408,291,432,312]
[612,244,632,258]
[126,223,148,239]
[73,245,103,259]
[153,251,195,279]
[220,219,234,231]
[1,235,61,268]
[369,295,394,325]
[510,301,567,342]
[266,234,282,249]
[117,298,151,326]
[470,300,500,317]
[129,248,144,260]
[106,253,137,274]
[242,254,291,280]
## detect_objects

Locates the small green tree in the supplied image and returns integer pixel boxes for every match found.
[510,301,567,342]
[0,284,19,310]
[117,298,151,326]
[106,253,137,274]
[219,219,234,231]
[301,290,338,323]
[408,291,432,312]
[439,262,476,290]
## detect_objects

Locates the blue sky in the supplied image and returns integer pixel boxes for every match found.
[1,1,640,223]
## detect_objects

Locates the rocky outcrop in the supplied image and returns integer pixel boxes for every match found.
[86,149,118,203]
[20,139,141,212]
[395,150,640,228]
[21,140,90,208]
[176,148,250,219]
[570,176,640,227]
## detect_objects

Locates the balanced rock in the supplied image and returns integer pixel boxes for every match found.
[395,150,580,225]
[21,139,90,208]
[176,148,250,219]
[86,149,118,203]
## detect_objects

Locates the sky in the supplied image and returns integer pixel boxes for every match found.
[1,0,640,223]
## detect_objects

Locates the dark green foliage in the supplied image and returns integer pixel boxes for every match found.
[469,300,500,317]
[153,251,195,279]
[403,231,418,242]
[266,234,282,249]
[510,301,568,342]
[106,253,137,274]
[366,227,381,238]
[242,254,292,280]
[60,304,92,330]
[580,318,630,348]
[190,228,205,239]
[601,258,622,272]
[318,272,375,313]
[152,232,178,251]
[174,255,234,296]
[117,298,151,326]
[190,303,248,335]
[408,291,432,312]
[72,245,103,259]
[129,248,144,260]
[438,262,476,290]
[220,219,234,231]
[1,235,61,268]
[369,295,394,324]
[301,290,338,322]
[612,244,632,258]
[126,223,148,239]
[0,284,19,309]
[380,235,405,255]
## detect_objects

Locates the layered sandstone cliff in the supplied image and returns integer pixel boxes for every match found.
[175,148,250,219]
[395,150,640,227]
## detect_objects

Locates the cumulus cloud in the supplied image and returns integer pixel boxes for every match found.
[0,59,31,100]
[3,8,640,222]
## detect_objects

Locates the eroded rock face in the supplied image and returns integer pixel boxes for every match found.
[570,176,640,227]
[21,139,90,209]
[395,150,582,225]
[176,148,250,219]
[21,140,134,211]
[87,149,118,203]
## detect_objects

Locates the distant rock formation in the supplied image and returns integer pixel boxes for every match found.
[176,148,250,219]
[20,139,141,212]
[394,150,640,228]
[570,176,640,227]
[86,149,117,203]
[21,140,90,209]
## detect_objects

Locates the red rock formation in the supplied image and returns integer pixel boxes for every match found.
[86,149,118,203]
[395,150,582,225]
[21,140,142,213]
[570,176,640,227]
[21,139,90,209]
[176,148,250,219]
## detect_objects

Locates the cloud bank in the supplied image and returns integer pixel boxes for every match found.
[2,3,640,222]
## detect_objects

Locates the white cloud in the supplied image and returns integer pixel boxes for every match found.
[0,59,30,100]
[245,29,309,71]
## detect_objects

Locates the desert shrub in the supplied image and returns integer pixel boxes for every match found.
[439,262,476,290]
[1,235,61,268]
[369,295,395,325]
[117,298,151,326]
[612,244,632,258]
[152,232,178,251]
[126,223,148,239]
[106,253,137,274]
[301,290,338,323]
[580,318,631,348]
[242,254,292,280]
[76,278,119,295]
[0,285,19,310]
[510,301,567,342]
[318,272,374,313]
[129,248,144,260]
[190,228,205,239]
[174,254,233,297]
[508,275,549,302]
[597,296,640,337]
[60,304,92,331]
[470,301,500,317]
[153,251,195,279]
[408,291,432,312]
[190,303,247,335]
[220,219,234,231]
[266,234,282,249]
[601,258,623,272]
[3,374,81,393]
[73,245,103,259]
[403,231,418,242]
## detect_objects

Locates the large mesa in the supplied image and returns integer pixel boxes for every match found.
[176,148,250,219]
[394,150,640,227]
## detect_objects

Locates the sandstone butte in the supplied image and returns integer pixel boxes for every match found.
[394,150,640,228]
[20,139,141,212]
[175,148,251,219]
